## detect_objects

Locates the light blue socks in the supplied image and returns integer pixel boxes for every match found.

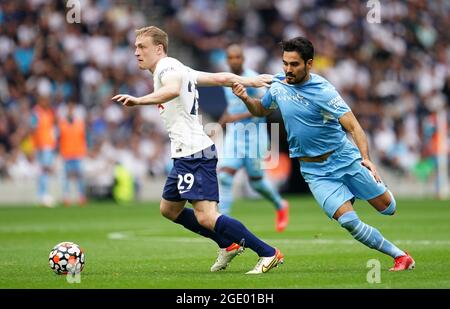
[218,172,234,215]
[249,178,283,210]
[338,211,405,258]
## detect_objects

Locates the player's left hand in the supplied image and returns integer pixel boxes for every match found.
[232,83,249,100]
[361,159,381,183]
[112,94,141,107]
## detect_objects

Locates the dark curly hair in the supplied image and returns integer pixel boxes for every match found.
[280,37,314,63]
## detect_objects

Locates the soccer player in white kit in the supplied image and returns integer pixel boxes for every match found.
[112,26,283,274]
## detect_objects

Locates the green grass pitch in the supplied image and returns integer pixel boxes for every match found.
[0,196,449,288]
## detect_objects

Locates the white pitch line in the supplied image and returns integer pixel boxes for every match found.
[106,231,450,246]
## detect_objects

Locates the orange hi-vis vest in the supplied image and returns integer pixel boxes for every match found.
[32,105,56,150]
[58,117,87,159]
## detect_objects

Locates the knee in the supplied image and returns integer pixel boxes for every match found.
[218,171,233,187]
[380,191,396,216]
[337,211,360,232]
[159,203,181,221]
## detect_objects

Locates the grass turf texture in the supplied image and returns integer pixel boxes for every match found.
[0,197,449,288]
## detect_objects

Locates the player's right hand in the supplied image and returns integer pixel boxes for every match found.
[253,74,273,87]
[361,159,382,183]
[112,94,141,107]
[232,83,249,101]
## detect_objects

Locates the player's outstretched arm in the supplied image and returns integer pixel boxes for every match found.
[196,72,273,88]
[232,82,272,117]
[112,71,182,106]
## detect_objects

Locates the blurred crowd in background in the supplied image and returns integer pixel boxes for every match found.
[0,0,170,203]
[162,0,450,178]
[0,0,449,203]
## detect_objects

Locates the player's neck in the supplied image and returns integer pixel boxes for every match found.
[149,55,167,73]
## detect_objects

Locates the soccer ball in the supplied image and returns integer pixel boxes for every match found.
[49,242,85,275]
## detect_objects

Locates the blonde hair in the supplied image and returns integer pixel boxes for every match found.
[135,26,168,53]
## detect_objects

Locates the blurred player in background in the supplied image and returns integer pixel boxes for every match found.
[112,26,283,274]
[30,95,56,207]
[58,100,87,207]
[233,37,415,271]
[218,44,289,232]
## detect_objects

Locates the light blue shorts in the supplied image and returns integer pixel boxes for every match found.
[219,131,267,178]
[64,159,83,176]
[37,149,55,168]
[220,156,265,178]
[300,140,387,218]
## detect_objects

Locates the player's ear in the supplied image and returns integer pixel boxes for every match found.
[158,44,166,55]
[306,59,313,69]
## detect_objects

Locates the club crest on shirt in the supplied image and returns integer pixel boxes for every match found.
[320,110,334,123]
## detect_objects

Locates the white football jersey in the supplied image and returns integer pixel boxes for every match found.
[153,57,213,158]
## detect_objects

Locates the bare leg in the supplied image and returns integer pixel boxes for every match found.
[368,190,396,215]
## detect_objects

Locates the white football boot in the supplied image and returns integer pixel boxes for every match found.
[246,248,284,274]
[210,243,244,272]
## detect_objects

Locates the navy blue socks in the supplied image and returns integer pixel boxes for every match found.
[174,208,233,248]
[214,215,275,257]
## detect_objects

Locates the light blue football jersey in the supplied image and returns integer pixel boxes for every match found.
[261,73,386,218]
[222,69,267,156]
[261,72,351,158]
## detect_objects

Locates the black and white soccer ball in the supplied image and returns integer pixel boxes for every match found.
[49,242,85,275]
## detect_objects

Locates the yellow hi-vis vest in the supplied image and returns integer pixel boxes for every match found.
[113,164,134,203]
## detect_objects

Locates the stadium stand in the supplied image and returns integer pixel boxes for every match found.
[0,0,448,203]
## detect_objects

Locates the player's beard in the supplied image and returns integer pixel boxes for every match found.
[287,67,308,85]
[298,67,308,84]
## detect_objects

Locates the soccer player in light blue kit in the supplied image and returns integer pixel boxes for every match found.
[232,37,415,271]
[218,45,289,232]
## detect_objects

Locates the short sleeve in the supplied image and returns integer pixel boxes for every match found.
[188,68,199,83]
[261,88,278,110]
[158,67,179,83]
[317,87,350,118]
[156,59,182,85]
